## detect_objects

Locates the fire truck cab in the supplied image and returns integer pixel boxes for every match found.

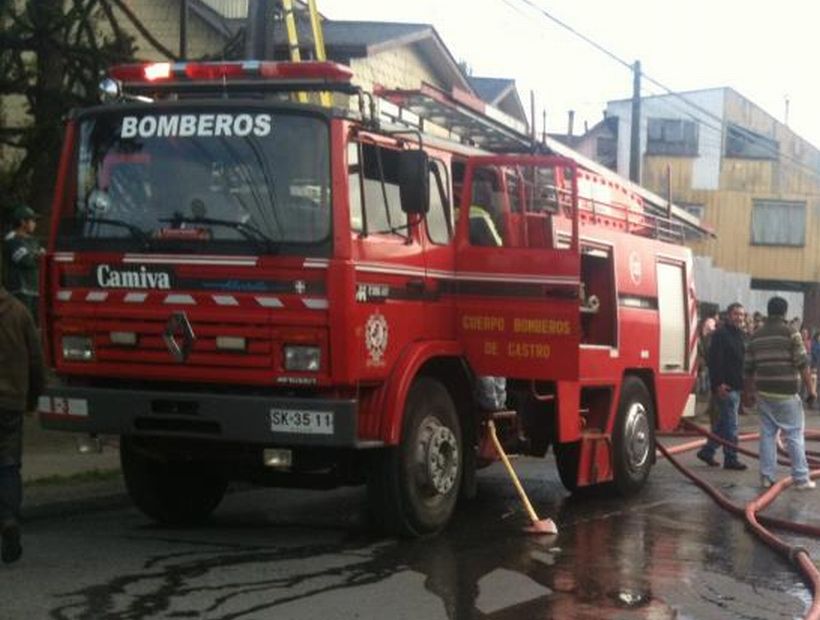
[39,61,697,536]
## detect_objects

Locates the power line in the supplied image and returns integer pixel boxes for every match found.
[506,0,820,182]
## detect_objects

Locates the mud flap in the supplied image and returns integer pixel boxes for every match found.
[577,432,614,487]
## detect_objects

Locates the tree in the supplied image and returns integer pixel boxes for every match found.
[0,0,145,220]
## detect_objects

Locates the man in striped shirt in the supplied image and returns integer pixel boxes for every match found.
[744,296,817,490]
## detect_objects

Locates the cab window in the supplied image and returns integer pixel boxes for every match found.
[426,158,452,245]
[348,141,407,236]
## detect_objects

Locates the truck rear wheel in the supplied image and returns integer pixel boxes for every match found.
[554,441,580,492]
[612,377,655,495]
[368,377,462,537]
[121,437,228,525]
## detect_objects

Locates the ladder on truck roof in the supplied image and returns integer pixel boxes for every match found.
[376,82,532,152]
[376,82,711,242]
[282,0,331,106]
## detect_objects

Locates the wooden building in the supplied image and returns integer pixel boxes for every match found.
[604,88,820,325]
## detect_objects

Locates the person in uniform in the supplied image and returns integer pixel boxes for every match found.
[3,206,43,323]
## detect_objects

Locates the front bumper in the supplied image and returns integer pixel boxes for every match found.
[39,385,370,448]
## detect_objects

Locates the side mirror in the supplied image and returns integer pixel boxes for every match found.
[397,150,430,215]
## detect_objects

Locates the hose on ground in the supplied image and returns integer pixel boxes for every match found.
[657,421,820,620]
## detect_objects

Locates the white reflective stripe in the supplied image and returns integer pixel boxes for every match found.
[124,254,257,266]
[56,291,72,301]
[164,294,196,305]
[355,262,426,277]
[304,259,330,269]
[86,291,109,302]
[452,272,579,285]
[256,297,283,308]
[53,252,75,263]
[303,298,328,310]
[124,292,148,303]
[212,295,239,306]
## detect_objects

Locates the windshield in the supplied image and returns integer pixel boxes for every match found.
[60,107,331,256]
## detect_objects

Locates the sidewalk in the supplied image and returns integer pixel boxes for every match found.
[21,413,126,519]
[23,412,120,483]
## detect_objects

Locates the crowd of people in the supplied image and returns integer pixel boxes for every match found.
[698,308,820,403]
[696,298,817,490]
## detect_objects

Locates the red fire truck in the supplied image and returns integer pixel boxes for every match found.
[39,60,699,536]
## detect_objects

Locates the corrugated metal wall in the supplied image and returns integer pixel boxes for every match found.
[694,255,804,319]
[200,0,248,19]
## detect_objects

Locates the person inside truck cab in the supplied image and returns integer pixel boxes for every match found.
[468,180,503,247]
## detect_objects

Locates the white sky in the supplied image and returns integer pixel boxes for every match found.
[319,0,820,147]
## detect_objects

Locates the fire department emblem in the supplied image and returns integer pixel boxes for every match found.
[365,312,389,366]
[629,251,642,285]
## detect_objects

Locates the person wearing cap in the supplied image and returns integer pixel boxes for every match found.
[3,206,43,323]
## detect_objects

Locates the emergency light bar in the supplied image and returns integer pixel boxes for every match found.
[108,60,354,84]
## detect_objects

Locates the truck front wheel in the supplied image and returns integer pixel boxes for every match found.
[368,377,462,537]
[121,437,228,525]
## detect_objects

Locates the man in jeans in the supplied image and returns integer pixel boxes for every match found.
[744,296,817,490]
[697,302,748,470]
[0,285,44,563]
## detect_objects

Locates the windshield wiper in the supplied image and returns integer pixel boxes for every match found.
[68,215,152,249]
[158,215,279,253]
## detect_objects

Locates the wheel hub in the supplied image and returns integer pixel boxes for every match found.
[416,416,459,495]
[624,403,650,471]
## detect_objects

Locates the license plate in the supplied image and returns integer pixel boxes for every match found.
[269,409,334,435]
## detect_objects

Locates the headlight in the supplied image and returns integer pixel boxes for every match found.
[62,335,94,361]
[283,345,320,372]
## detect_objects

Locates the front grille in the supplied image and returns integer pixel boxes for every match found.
[91,316,271,368]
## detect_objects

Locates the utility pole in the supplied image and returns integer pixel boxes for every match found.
[530,91,537,148]
[179,0,188,60]
[629,60,641,183]
[541,109,547,144]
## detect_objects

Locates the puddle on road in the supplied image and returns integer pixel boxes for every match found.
[44,474,812,619]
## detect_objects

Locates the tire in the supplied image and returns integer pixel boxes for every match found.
[612,377,655,496]
[120,437,228,525]
[368,377,462,537]
[553,441,580,493]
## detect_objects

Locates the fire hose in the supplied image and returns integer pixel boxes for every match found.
[657,420,820,620]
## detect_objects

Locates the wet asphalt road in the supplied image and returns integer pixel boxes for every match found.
[2,447,818,620]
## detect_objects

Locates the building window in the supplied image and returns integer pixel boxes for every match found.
[677,202,705,220]
[751,200,805,246]
[725,123,778,159]
[646,118,699,156]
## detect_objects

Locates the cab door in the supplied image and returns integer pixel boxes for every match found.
[454,155,580,380]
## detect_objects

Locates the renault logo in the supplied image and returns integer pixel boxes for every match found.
[163,311,195,363]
